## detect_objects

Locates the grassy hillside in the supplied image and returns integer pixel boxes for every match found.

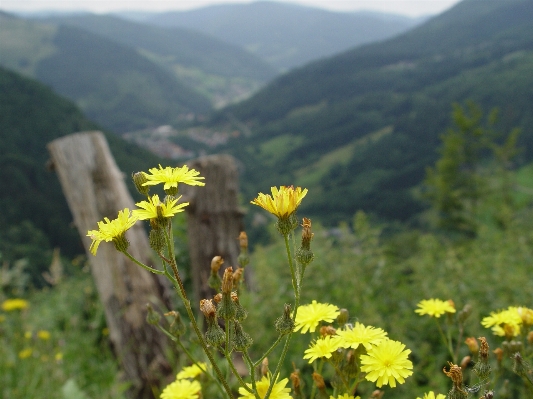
[0,13,212,133]
[0,66,163,284]
[208,0,533,225]
[145,1,422,71]
[40,14,278,107]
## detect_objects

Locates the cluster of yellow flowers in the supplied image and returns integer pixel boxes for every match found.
[481,306,533,338]
[87,165,204,255]
[296,300,413,390]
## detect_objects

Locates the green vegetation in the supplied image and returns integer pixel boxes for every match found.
[211,0,533,227]
[0,14,212,133]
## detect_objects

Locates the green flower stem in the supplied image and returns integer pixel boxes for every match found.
[163,223,235,399]
[243,351,261,398]
[122,251,165,275]
[265,232,301,399]
[454,323,465,363]
[328,359,350,393]
[253,336,283,368]
[436,320,455,362]
[223,351,257,397]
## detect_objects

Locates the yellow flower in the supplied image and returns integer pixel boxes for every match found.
[330,395,360,399]
[133,194,188,220]
[160,378,202,399]
[251,186,308,219]
[294,300,340,334]
[417,392,446,399]
[415,299,456,318]
[481,307,522,328]
[37,330,51,340]
[24,331,32,339]
[86,209,138,255]
[55,352,63,362]
[360,339,413,388]
[177,362,208,379]
[303,335,343,363]
[18,348,33,359]
[238,374,291,399]
[337,322,388,351]
[2,298,29,311]
[143,165,205,191]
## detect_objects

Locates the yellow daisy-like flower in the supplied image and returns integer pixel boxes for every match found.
[337,322,388,351]
[417,392,446,399]
[143,164,205,191]
[415,299,456,318]
[177,362,208,379]
[133,194,189,220]
[482,306,523,337]
[303,335,343,363]
[1,298,29,312]
[330,395,361,399]
[251,186,308,219]
[87,208,138,255]
[160,378,202,399]
[18,348,33,359]
[294,300,340,334]
[360,339,413,388]
[491,322,521,338]
[37,330,51,340]
[238,374,291,399]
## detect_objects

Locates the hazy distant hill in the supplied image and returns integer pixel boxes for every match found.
[206,0,533,224]
[143,1,423,71]
[0,66,162,282]
[0,13,212,133]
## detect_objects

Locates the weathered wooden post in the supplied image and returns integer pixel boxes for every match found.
[181,154,245,303]
[47,131,172,399]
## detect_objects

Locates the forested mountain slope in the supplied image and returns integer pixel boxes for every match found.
[212,0,533,224]
[0,67,162,283]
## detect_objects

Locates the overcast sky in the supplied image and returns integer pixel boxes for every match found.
[3,0,463,17]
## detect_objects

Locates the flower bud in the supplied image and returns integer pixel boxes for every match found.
[290,368,303,399]
[232,321,253,351]
[208,256,223,291]
[443,362,467,399]
[493,347,504,363]
[261,358,269,377]
[319,325,336,336]
[512,352,531,380]
[146,303,161,326]
[460,355,471,370]
[222,267,234,294]
[132,172,150,195]
[233,268,244,286]
[337,308,349,327]
[457,304,472,323]
[464,337,479,354]
[165,310,186,338]
[344,349,359,378]
[296,218,314,269]
[275,304,294,336]
[275,213,299,236]
[231,292,247,321]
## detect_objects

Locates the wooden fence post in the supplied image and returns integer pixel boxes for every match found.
[47,131,172,399]
[181,155,245,303]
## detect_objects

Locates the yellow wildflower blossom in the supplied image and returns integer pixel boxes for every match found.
[160,378,201,399]
[133,194,188,220]
[86,209,138,255]
[238,374,291,399]
[143,165,205,191]
[294,300,340,334]
[251,186,307,219]
[2,298,29,311]
[177,363,208,379]
[337,322,387,351]
[303,335,343,363]
[415,299,456,318]
[417,392,446,399]
[360,339,413,388]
